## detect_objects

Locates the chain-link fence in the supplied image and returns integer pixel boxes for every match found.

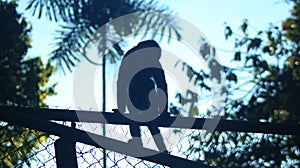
[1,106,298,167]
[0,106,203,168]
[26,128,190,167]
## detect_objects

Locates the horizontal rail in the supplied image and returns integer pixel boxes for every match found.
[0,106,299,135]
[0,107,211,168]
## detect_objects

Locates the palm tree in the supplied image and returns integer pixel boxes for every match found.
[26,0,181,72]
[26,1,181,167]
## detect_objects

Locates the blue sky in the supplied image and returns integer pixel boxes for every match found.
[17,0,292,110]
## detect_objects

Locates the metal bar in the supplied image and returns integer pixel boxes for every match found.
[0,106,299,135]
[0,108,212,168]
[102,46,107,168]
[54,137,78,168]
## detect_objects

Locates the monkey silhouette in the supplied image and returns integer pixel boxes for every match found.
[117,40,168,152]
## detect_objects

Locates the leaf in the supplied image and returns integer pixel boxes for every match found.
[195,74,204,83]
[187,66,194,81]
[247,38,262,51]
[174,28,182,41]
[25,0,35,10]
[199,83,211,91]
[224,26,233,40]
[234,51,241,61]
[113,43,124,56]
[240,19,248,34]
[227,72,238,83]
[260,60,269,71]
[168,26,172,43]
[262,46,271,53]
[239,37,248,46]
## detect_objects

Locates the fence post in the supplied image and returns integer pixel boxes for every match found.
[54,137,78,168]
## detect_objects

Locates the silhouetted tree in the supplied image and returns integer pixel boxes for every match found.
[0,1,56,167]
[181,1,300,167]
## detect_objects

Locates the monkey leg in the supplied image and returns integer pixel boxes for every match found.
[148,125,167,152]
[129,123,143,148]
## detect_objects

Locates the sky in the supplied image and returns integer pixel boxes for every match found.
[17,0,292,111]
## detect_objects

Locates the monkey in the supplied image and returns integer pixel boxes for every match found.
[117,40,168,152]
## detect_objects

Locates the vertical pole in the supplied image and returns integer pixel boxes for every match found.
[102,54,107,168]
[54,137,78,168]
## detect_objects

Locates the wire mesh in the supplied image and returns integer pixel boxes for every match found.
[0,106,198,168]
[2,106,298,167]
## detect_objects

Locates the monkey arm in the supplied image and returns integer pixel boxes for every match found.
[154,67,168,113]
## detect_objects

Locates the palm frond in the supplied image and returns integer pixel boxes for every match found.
[26,0,82,22]
[50,23,94,73]
[27,0,181,72]
[128,0,181,41]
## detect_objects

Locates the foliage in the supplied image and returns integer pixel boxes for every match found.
[26,0,181,72]
[0,1,56,167]
[176,1,300,167]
